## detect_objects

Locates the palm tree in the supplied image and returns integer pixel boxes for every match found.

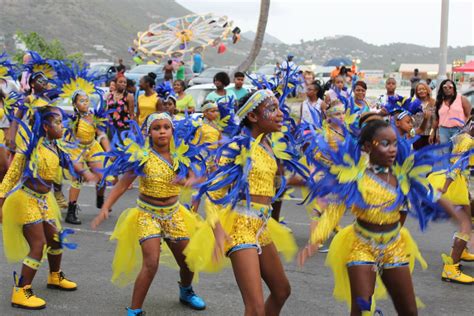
[235,0,270,72]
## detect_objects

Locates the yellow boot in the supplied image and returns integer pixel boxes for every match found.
[441,263,474,284]
[47,271,77,291]
[460,248,474,262]
[11,285,46,310]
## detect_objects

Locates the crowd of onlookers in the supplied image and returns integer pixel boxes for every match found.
[108,54,472,155]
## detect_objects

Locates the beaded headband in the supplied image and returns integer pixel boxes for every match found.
[236,89,274,120]
[145,112,173,134]
[201,101,218,112]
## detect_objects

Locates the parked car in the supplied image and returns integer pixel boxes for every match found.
[185,83,254,112]
[188,67,232,86]
[124,64,165,86]
[87,63,117,85]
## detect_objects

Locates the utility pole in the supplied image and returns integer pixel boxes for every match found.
[438,0,449,81]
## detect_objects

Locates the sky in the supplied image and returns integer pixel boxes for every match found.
[176,0,473,47]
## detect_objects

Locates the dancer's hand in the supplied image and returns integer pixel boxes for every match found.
[212,223,231,263]
[297,242,319,268]
[91,208,109,229]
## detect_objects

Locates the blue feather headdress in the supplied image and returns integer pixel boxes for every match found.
[6,108,77,193]
[0,52,18,83]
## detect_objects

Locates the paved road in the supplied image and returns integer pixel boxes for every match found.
[0,185,472,315]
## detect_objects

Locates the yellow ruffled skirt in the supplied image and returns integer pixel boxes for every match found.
[184,199,297,274]
[109,200,201,287]
[428,171,469,205]
[2,187,61,263]
[326,223,427,310]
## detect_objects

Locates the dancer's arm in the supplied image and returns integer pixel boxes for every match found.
[91,171,137,229]
[97,130,111,152]
[0,153,26,198]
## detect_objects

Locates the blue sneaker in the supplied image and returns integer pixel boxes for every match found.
[126,307,145,315]
[179,284,206,310]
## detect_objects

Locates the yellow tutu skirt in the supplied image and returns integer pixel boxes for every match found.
[2,187,61,263]
[326,224,427,310]
[184,200,297,274]
[110,202,201,287]
[428,171,469,205]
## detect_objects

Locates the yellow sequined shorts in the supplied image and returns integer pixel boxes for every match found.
[346,222,409,269]
[69,140,104,164]
[2,186,62,263]
[5,186,58,226]
[225,202,273,256]
[136,199,190,243]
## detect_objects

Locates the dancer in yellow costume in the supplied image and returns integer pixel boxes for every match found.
[301,99,347,252]
[57,65,112,225]
[0,106,97,310]
[185,89,308,315]
[298,118,472,315]
[428,117,474,283]
[6,51,69,209]
[91,113,206,316]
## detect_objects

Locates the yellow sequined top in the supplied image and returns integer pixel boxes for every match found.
[248,144,277,196]
[0,142,60,198]
[311,171,401,244]
[315,125,344,166]
[210,140,278,198]
[75,117,96,145]
[193,123,221,150]
[139,150,180,198]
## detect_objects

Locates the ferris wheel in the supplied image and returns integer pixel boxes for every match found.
[134,13,239,60]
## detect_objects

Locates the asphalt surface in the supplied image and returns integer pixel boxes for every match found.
[0,184,473,316]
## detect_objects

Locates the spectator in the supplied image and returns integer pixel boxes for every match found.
[330,66,340,80]
[280,54,296,72]
[325,75,349,103]
[162,60,174,82]
[413,82,436,149]
[116,58,126,73]
[174,80,196,115]
[106,74,134,138]
[137,72,160,126]
[353,81,371,113]
[205,72,237,105]
[299,81,326,126]
[176,61,186,81]
[376,77,401,110]
[126,78,139,112]
[274,61,281,76]
[410,68,421,97]
[109,80,116,94]
[426,78,436,91]
[430,79,471,151]
[226,72,248,102]
[297,71,315,98]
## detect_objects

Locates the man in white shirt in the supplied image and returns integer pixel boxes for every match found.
[280,54,297,72]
